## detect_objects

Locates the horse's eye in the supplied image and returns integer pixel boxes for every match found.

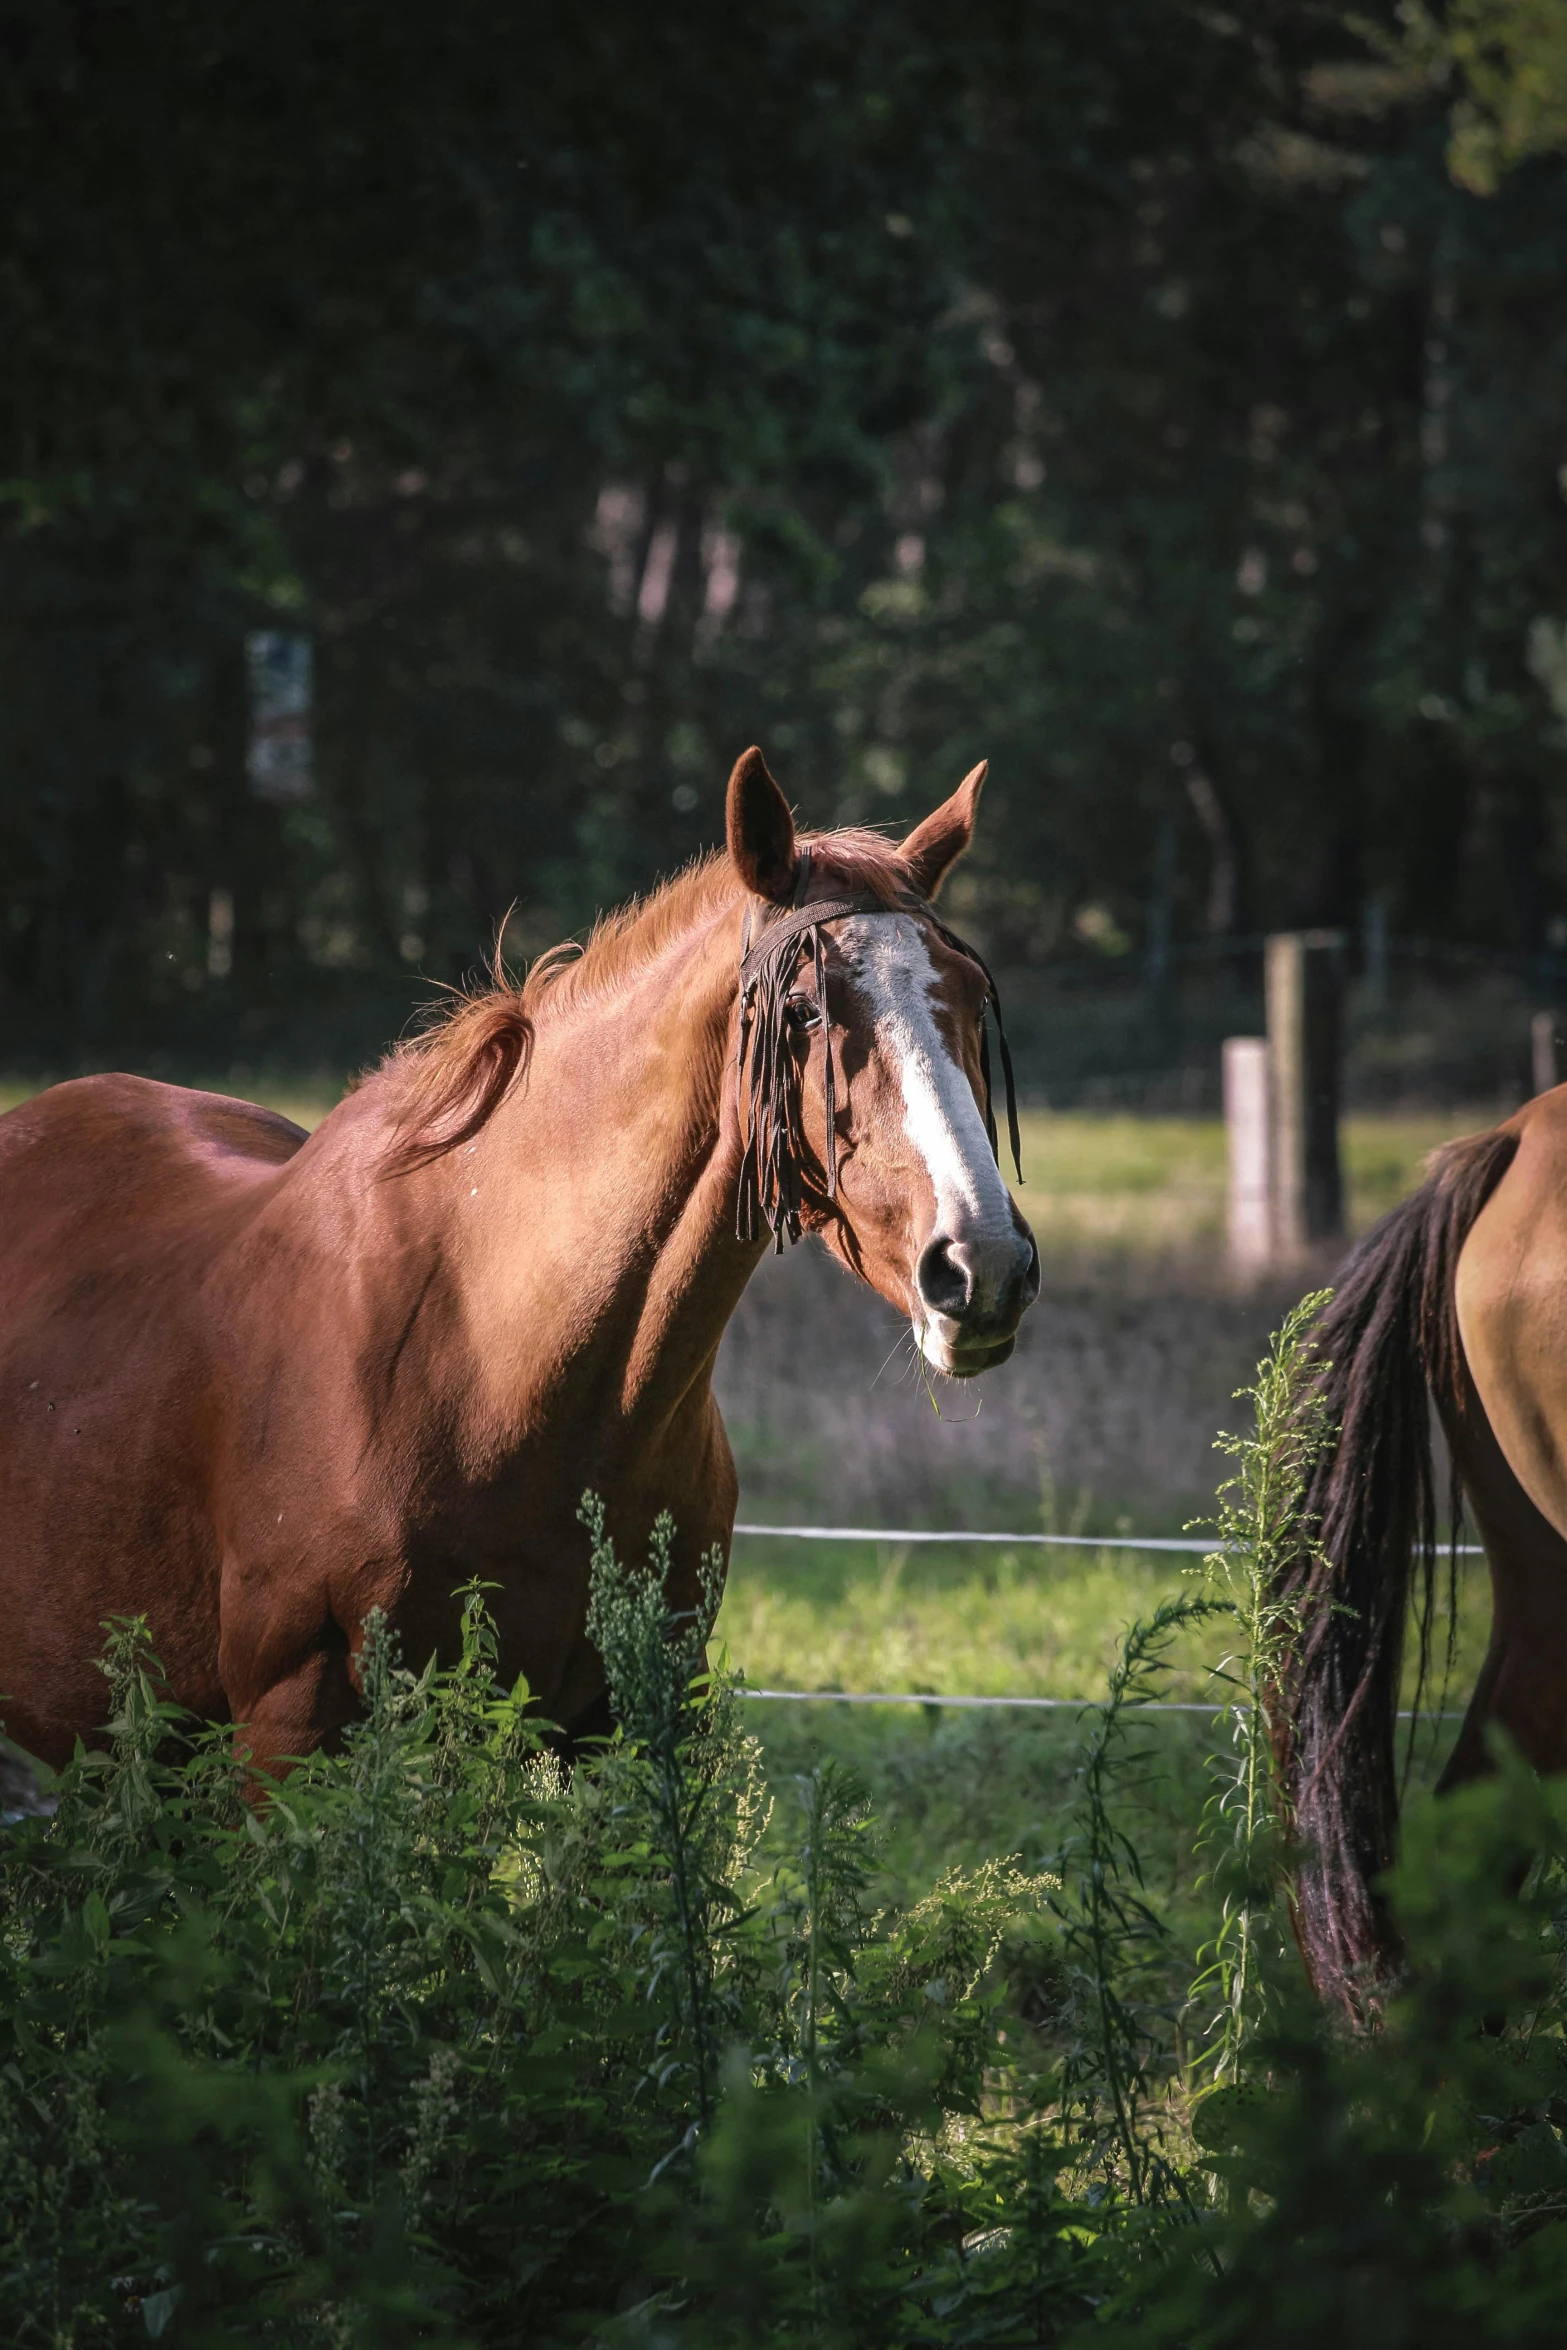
[785,995,819,1032]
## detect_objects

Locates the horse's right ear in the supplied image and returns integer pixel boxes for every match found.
[726,747,799,904]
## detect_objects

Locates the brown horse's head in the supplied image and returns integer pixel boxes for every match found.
[727,748,1039,1377]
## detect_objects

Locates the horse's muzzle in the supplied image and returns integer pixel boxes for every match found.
[914,1226,1040,1376]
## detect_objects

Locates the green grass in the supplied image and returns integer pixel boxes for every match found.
[715,1529,1490,1706]
[744,1690,1219,1904]
[1008,1106,1490,1259]
[717,1536,1220,1703]
[719,1532,1487,1904]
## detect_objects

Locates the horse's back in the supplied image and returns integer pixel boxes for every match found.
[1,1071,305,1203]
[3,1072,307,1275]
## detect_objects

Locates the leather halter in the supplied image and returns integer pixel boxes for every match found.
[734,847,1022,1249]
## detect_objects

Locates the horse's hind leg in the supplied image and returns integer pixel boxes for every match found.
[1437,1637,1506,1795]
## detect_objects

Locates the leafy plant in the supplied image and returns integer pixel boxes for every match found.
[1051,1593,1224,2207]
[14,1393,1567,2347]
[581,1492,764,2141]
[1187,1289,1335,2099]
[0,1501,1055,2345]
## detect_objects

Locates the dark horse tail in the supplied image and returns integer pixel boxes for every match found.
[1281,1126,1518,2010]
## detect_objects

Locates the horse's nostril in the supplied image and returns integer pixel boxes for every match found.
[916,1235,973,1319]
[918,1231,1039,1329]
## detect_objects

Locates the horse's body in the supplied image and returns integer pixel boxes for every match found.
[0,752,1037,1773]
[1285,1087,1567,2008]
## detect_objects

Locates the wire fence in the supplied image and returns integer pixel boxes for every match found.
[735,1687,1463,1722]
[734,1521,1485,1555]
[728,1522,1475,1722]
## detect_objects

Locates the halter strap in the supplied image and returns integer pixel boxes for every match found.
[733,856,1023,1249]
[738,897,884,992]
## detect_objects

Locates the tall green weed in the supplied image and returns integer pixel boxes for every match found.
[11,1343,1567,2347]
[1187,1291,1334,2098]
[0,1509,1056,2346]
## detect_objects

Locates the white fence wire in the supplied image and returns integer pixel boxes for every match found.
[728,1522,1476,1721]
[735,1521,1485,1556]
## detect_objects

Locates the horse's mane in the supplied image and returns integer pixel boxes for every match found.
[380,827,915,1173]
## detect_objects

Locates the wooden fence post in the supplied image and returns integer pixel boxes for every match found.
[1223,1036,1272,1272]
[1266,930,1345,1252]
[1362,892,1389,1011]
[1532,1010,1561,1098]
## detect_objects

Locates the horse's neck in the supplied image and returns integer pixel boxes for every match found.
[447,899,760,1434]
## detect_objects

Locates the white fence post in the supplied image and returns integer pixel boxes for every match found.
[1223,1036,1272,1273]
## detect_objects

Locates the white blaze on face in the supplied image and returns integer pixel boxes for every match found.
[841,914,1019,1337]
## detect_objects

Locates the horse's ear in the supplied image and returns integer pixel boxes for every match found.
[726,746,800,904]
[898,761,987,900]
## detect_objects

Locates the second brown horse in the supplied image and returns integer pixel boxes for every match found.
[1285,1089,1567,2009]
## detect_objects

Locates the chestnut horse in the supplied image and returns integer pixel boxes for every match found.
[0,749,1037,1775]
[1283,1099,1567,2010]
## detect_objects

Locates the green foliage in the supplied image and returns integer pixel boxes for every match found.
[0,1505,1057,2345]
[1403,0,1567,192]
[580,1494,752,2134]
[1109,1750,1567,2349]
[1188,1290,1335,2097]
[18,1412,1567,2344]
[1050,1595,1225,2208]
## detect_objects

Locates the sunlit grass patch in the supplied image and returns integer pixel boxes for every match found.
[716,1537,1216,1704]
[1008,1106,1494,1260]
[725,1531,1488,1916]
[715,1531,1490,1720]
[1342,1109,1494,1224]
[1006,1111,1226,1257]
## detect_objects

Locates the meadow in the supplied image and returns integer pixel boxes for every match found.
[710,1097,1494,1893]
[720,1538,1486,1910]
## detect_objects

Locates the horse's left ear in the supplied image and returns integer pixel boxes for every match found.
[726,746,800,904]
[898,761,987,900]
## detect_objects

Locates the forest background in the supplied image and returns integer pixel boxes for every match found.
[5,1,1567,1098]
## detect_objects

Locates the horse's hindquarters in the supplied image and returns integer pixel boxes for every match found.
[1449,1094,1567,1784]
